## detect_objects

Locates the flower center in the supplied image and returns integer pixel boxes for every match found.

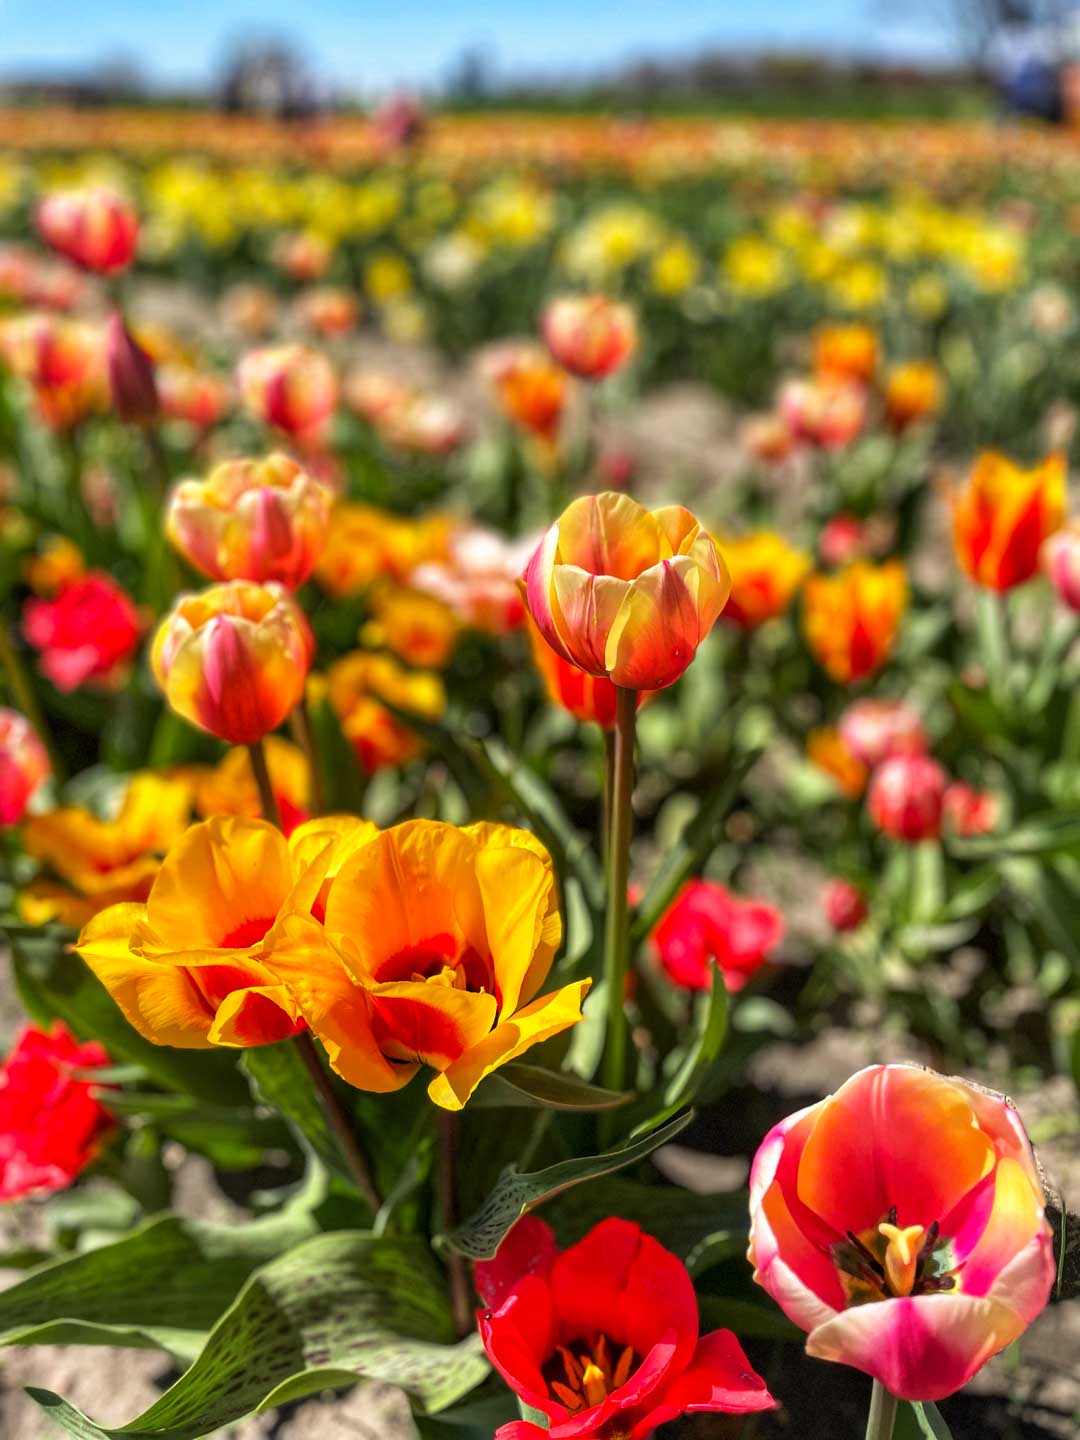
[833,1207,957,1306]
[545,1334,637,1414]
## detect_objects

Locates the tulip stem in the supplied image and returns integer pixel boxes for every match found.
[438,1110,473,1338]
[602,687,637,1096]
[864,1380,899,1440]
[289,699,324,817]
[247,739,282,830]
[293,1032,382,1215]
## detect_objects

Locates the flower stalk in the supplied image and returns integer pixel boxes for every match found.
[247,739,282,830]
[439,1110,473,1338]
[865,1379,899,1440]
[602,686,637,1095]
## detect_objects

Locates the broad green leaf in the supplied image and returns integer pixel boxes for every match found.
[663,966,728,1110]
[951,813,1080,860]
[698,1294,802,1341]
[241,1038,347,1184]
[1001,858,1080,968]
[910,1400,955,1439]
[28,1232,490,1440]
[444,1110,693,1259]
[471,1062,631,1112]
[547,1175,747,1267]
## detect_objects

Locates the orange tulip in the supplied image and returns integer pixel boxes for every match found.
[778,377,866,451]
[267,819,589,1109]
[324,651,445,773]
[166,454,332,589]
[803,561,907,684]
[485,342,568,443]
[523,492,730,691]
[718,532,811,629]
[812,323,878,386]
[36,186,138,275]
[316,504,450,599]
[361,584,460,669]
[237,342,337,441]
[951,451,1066,591]
[191,737,311,835]
[152,580,313,745]
[541,294,637,380]
[885,361,943,433]
[526,618,625,729]
[157,365,232,430]
[806,727,868,799]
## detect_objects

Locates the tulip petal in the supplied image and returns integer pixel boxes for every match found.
[955,1157,1053,1303]
[604,553,728,690]
[556,493,665,576]
[551,566,630,674]
[474,843,560,1017]
[635,1328,776,1433]
[207,984,304,1047]
[480,1275,561,1423]
[368,980,497,1072]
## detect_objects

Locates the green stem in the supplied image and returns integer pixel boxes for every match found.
[601,726,615,862]
[247,739,282,830]
[602,687,637,1095]
[0,619,65,782]
[865,1380,899,1440]
[975,587,1009,709]
[438,1110,473,1338]
[1063,687,1080,767]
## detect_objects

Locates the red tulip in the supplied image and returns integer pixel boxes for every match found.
[105,313,158,424]
[541,294,637,380]
[23,572,142,692]
[36,186,138,275]
[653,879,784,993]
[943,782,999,837]
[839,698,926,770]
[822,878,868,933]
[0,709,50,826]
[867,754,947,842]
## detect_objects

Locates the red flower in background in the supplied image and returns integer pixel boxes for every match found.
[653,879,784,993]
[943,782,999,837]
[822,878,869,933]
[36,187,138,275]
[23,572,142,692]
[0,1023,114,1202]
[478,1216,775,1439]
[867,754,948,842]
[0,708,49,826]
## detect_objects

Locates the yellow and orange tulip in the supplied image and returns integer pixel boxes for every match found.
[803,561,907,684]
[812,323,878,386]
[324,651,445,773]
[719,532,811,629]
[951,451,1066,592]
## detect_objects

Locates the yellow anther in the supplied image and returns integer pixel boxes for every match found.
[878,1222,926,1297]
[581,1361,609,1408]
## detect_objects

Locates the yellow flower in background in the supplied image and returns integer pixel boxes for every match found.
[722,236,788,296]
[651,239,700,296]
[718,532,811,629]
[363,251,412,303]
[907,272,948,320]
[361,584,460,669]
[324,650,446,774]
[24,536,85,595]
[191,736,311,835]
[827,260,887,312]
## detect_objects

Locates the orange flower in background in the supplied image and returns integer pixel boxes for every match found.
[718,531,811,629]
[157,365,232,430]
[807,727,868,799]
[0,313,101,392]
[803,561,908,684]
[35,186,138,274]
[267,819,588,1109]
[0,709,50,827]
[21,773,191,928]
[152,580,313,744]
[24,536,85,596]
[951,451,1066,591]
[748,1064,1055,1401]
[361,584,460,669]
[778,377,866,451]
[523,492,730,691]
[541,294,637,380]
[740,412,797,465]
[812,323,878,386]
[191,737,311,835]
[324,651,446,773]
[885,361,943,433]
[76,817,310,1049]
[271,229,333,282]
[166,454,332,589]
[237,342,338,442]
[295,286,360,338]
[316,503,450,599]
[485,342,568,443]
[527,617,627,729]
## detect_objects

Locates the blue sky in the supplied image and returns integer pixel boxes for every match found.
[3,2,957,92]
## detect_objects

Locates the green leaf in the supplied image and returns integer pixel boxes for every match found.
[950,813,1080,860]
[1001,858,1080,968]
[471,1062,631,1112]
[443,1110,693,1260]
[27,1232,490,1440]
[698,1294,802,1341]
[241,1039,348,1184]
[910,1400,955,1439]
[546,1175,747,1265]
[663,966,728,1110]
[0,1161,327,1361]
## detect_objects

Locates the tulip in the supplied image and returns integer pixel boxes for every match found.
[266,819,589,1109]
[526,619,625,728]
[541,294,637,380]
[943,781,999,837]
[105,313,158,424]
[951,451,1066,591]
[166,454,332,590]
[779,377,866,451]
[523,492,730,691]
[803,561,908,684]
[324,651,445,773]
[316,504,450,600]
[23,571,142,692]
[740,412,797,464]
[0,313,100,391]
[822,878,868,933]
[885,361,943,433]
[361,585,459,669]
[152,580,313,745]
[76,816,319,1048]
[867,754,948,842]
[653,880,785,993]
[380,393,467,455]
[192,737,311,836]
[812,323,878,385]
[271,229,332,282]
[0,1023,114,1201]
[818,512,884,569]
[157,365,232,430]
[35,186,138,274]
[839,697,926,769]
[478,1216,775,1436]
[484,342,568,443]
[807,727,868,798]
[0,709,49,826]
[411,527,533,634]
[237,343,337,441]
[1043,523,1080,611]
[748,1064,1055,1401]
[718,531,811,629]
[295,286,360,338]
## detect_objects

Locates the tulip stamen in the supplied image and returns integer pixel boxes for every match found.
[545,1335,638,1414]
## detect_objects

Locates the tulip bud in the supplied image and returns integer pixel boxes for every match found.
[719,531,810,629]
[839,697,926,769]
[943,781,999,837]
[867,754,947,842]
[152,580,313,744]
[541,294,637,380]
[1043,523,1080,611]
[522,492,730,692]
[779,377,866,451]
[166,454,331,589]
[822,878,868,933]
[105,313,158,425]
[812,323,878,385]
[237,343,337,441]
[951,451,1065,591]
[36,187,138,275]
[0,709,50,826]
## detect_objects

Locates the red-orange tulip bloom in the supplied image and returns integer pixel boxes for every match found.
[748,1064,1055,1401]
[166,454,331,589]
[807,727,868,799]
[802,561,908,684]
[152,580,313,745]
[324,651,445,773]
[0,709,49,827]
[718,531,811,629]
[268,819,589,1109]
[523,492,730,691]
[541,294,637,380]
[838,697,926,769]
[485,342,568,443]
[778,377,866,451]
[527,618,625,729]
[951,452,1066,591]
[867,754,947,842]
[237,342,337,441]
[35,186,138,275]
[76,817,312,1048]
[812,323,878,386]
[157,365,232,430]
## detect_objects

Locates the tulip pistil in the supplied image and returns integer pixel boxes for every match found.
[835,1211,956,1305]
[547,1334,637,1413]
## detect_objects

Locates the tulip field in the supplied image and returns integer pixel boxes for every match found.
[1,108,1080,1440]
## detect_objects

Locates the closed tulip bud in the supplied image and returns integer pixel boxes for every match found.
[867,754,947,842]
[803,561,908,684]
[522,492,730,691]
[166,454,331,589]
[541,294,637,380]
[822,878,868,933]
[812,323,878,385]
[839,697,926,769]
[105,313,158,425]
[1043,523,1080,610]
[35,186,138,275]
[152,580,313,744]
[0,709,50,827]
[951,451,1066,592]
[237,343,337,441]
